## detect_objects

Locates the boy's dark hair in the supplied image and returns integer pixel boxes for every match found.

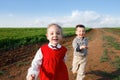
[76,24,85,29]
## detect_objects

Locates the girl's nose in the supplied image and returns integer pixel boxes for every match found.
[53,33,57,36]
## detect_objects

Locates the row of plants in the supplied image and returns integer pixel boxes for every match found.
[0,28,92,51]
[104,28,120,36]
[100,34,120,80]
[0,28,46,51]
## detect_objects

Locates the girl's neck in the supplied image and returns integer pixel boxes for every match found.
[49,43,58,46]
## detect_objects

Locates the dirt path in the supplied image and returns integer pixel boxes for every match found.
[0,29,120,80]
[84,29,105,80]
[64,29,106,80]
[65,29,120,80]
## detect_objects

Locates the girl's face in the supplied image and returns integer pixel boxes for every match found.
[46,25,62,45]
[76,27,85,38]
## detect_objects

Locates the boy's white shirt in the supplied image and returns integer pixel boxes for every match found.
[26,43,66,80]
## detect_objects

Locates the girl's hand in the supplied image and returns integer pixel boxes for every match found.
[27,74,35,80]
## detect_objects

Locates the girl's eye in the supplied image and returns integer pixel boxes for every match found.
[50,33,53,35]
[50,32,61,35]
[57,32,60,35]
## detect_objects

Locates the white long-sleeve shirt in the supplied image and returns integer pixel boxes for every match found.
[26,43,65,80]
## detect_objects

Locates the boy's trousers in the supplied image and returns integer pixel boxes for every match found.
[72,55,87,80]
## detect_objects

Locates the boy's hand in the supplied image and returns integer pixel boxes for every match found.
[80,46,88,50]
[27,74,35,80]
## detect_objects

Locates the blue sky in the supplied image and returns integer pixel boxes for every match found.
[0,0,120,28]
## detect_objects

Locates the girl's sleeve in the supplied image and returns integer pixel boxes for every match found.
[26,48,43,80]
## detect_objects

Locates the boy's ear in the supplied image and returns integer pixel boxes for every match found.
[75,31,77,34]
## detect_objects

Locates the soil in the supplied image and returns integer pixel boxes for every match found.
[0,28,120,80]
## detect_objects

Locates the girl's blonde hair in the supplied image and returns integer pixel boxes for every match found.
[47,23,63,36]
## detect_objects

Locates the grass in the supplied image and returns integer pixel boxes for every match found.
[63,28,75,37]
[0,27,91,51]
[104,28,120,36]
[111,56,120,69]
[16,61,30,67]
[103,36,120,50]
[112,76,120,80]
[100,49,110,62]
[0,28,47,51]
[0,70,6,75]
[102,35,120,68]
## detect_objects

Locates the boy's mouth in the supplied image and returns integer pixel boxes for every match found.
[79,34,84,36]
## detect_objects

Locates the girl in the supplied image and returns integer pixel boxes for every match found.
[26,23,69,80]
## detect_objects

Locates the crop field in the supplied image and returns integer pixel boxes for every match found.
[0,28,46,51]
[0,28,90,51]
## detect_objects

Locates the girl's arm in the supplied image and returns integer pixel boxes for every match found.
[26,48,43,80]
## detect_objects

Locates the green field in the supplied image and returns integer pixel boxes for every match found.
[0,28,91,51]
[0,28,47,51]
[104,28,120,36]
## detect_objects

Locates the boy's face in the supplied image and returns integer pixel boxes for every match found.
[76,27,85,38]
[46,25,62,45]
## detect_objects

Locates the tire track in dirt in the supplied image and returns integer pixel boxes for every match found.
[84,29,105,80]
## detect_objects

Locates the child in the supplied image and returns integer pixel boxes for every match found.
[26,23,69,80]
[72,24,88,80]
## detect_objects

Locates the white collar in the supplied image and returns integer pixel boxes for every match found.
[48,43,61,49]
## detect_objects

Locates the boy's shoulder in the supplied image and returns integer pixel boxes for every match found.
[73,37,88,40]
[83,37,88,40]
[73,37,88,43]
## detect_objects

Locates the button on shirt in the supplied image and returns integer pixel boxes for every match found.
[26,43,64,80]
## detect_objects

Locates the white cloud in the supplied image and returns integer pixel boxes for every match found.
[0,10,120,28]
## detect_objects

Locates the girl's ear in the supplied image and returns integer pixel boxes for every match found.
[46,33,48,37]
[46,34,48,39]
[46,34,48,38]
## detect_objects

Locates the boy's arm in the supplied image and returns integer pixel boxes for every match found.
[72,39,81,52]
[84,38,88,46]
[26,48,43,80]
[72,38,88,52]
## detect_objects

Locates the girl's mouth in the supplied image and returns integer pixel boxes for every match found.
[53,39,58,41]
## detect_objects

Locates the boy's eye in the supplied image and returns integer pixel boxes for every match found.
[79,30,85,33]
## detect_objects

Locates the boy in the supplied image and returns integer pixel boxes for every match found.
[26,23,69,80]
[72,24,88,80]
